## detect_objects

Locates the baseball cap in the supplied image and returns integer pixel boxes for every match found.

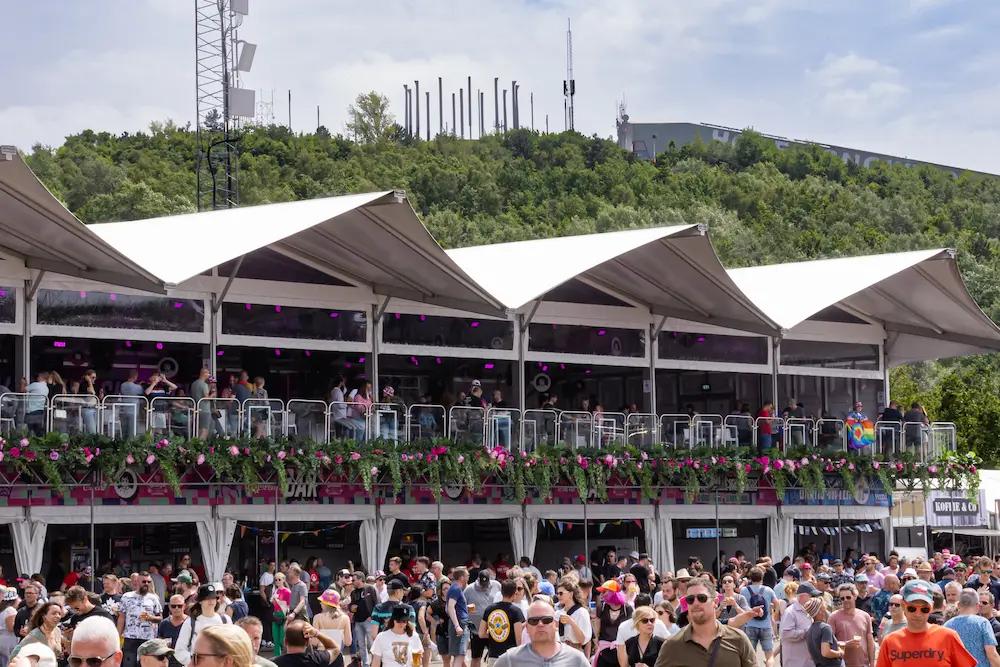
[373,570,386,579]
[597,580,621,593]
[630,551,640,559]
[477,572,491,587]
[471,380,482,388]
[138,639,174,658]
[196,583,218,602]
[538,580,555,596]
[387,579,408,591]
[1,588,17,602]
[785,566,801,580]
[854,574,869,583]
[832,559,843,566]
[901,568,918,579]
[816,573,831,583]
[901,580,934,605]
[575,555,586,564]
[390,604,411,622]
[173,571,194,585]
[797,582,820,597]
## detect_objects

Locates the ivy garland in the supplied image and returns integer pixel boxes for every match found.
[0,433,980,501]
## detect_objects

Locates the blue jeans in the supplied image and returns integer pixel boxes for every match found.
[353,620,371,667]
[82,407,98,435]
[744,625,774,652]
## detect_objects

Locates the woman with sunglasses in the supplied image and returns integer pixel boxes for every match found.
[716,576,750,625]
[591,581,631,667]
[653,602,679,636]
[412,585,434,667]
[174,585,232,667]
[271,573,291,657]
[554,581,592,653]
[9,602,64,662]
[189,624,252,667]
[371,605,422,667]
[621,577,639,608]
[616,607,664,667]
[428,579,451,666]
[313,589,351,667]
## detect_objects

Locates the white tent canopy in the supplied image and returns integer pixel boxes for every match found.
[728,249,1000,365]
[91,191,506,317]
[447,225,779,336]
[0,150,165,293]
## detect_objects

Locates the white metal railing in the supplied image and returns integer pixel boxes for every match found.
[102,394,148,438]
[286,399,329,442]
[49,393,100,435]
[659,414,692,448]
[486,406,518,451]
[329,400,367,441]
[626,413,657,447]
[754,416,785,451]
[815,418,846,451]
[448,406,485,444]
[559,411,593,449]
[150,396,195,441]
[724,414,754,449]
[521,409,558,452]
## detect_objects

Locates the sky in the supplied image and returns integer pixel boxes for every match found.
[3,0,1000,172]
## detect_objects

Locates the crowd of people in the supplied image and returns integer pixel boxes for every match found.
[1,546,999,667]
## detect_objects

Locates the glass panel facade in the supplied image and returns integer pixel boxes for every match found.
[529,324,645,357]
[36,290,205,332]
[780,339,879,370]
[659,332,768,365]
[0,287,14,324]
[222,303,367,341]
[381,314,513,349]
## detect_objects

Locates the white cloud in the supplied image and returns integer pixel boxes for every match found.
[808,53,899,88]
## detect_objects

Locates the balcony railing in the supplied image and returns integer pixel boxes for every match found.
[0,393,956,460]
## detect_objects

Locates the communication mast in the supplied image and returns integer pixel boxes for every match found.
[563,18,575,132]
[194,0,256,211]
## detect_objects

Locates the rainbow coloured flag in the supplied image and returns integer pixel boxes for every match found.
[846,418,875,449]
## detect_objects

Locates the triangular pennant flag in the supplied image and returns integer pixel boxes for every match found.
[240,526,246,538]
[557,522,564,534]
[566,523,573,530]
[281,532,291,542]
[599,523,608,534]
[634,519,643,528]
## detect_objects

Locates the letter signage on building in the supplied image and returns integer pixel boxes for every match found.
[924,490,987,527]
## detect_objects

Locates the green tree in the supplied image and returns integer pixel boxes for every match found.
[346,92,396,144]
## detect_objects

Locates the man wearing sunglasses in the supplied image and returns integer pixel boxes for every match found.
[968,557,1000,611]
[68,616,122,667]
[492,600,587,667]
[652,579,756,667]
[875,581,975,667]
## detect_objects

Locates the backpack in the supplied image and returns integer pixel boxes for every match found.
[747,585,768,619]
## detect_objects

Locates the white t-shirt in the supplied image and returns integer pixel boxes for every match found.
[118,591,163,640]
[259,572,275,588]
[556,606,593,645]
[371,629,423,667]
[615,619,673,645]
[174,613,231,665]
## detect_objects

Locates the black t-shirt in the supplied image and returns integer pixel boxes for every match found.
[274,651,334,667]
[158,618,185,649]
[481,602,524,658]
[762,567,778,589]
[386,572,410,589]
[350,585,377,623]
[806,621,844,667]
[602,564,621,582]
[68,604,115,629]
[881,408,903,422]
[13,603,37,638]
[630,564,651,594]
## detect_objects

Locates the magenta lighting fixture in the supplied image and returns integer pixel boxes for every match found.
[420,314,426,321]
[358,374,366,379]
[156,343,163,350]
[329,312,339,318]
[597,330,606,336]
[435,358,442,364]
[542,365,548,371]
[470,321,479,328]
[109,293,117,301]
[305,350,311,357]
[79,291,87,298]
[484,363,494,370]
[697,336,705,342]
[275,349,281,356]
[395,313,401,319]
[53,341,66,348]
[217,350,225,356]
[552,323,557,328]
[585,369,592,374]
[0,291,6,296]
[274,305,281,313]
[358,357,365,363]
[410,356,419,366]
[345,362,352,369]
[174,302,183,309]
[125,341,132,348]
[560,364,566,370]
[245,303,251,310]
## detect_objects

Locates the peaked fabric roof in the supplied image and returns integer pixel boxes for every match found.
[728,249,1000,365]
[91,191,506,317]
[0,150,165,293]
[447,226,779,336]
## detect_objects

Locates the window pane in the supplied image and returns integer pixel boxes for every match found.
[780,339,879,370]
[658,332,768,364]
[0,287,14,324]
[529,324,645,357]
[222,303,367,341]
[381,314,513,349]
[36,290,205,332]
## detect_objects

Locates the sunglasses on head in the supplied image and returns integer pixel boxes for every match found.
[685,594,710,605]
[527,616,555,626]
[906,605,931,614]
[69,654,117,667]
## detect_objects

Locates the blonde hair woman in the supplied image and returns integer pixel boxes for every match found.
[617,607,664,667]
[314,589,352,658]
[193,625,253,667]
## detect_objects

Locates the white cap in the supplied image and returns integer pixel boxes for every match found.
[19,644,57,667]
[630,550,640,559]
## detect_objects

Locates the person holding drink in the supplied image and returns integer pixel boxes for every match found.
[371,606,423,667]
[116,572,162,667]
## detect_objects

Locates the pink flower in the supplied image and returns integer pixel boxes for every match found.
[774,460,784,470]
[847,463,855,471]
[826,465,834,472]
[322,456,331,464]
[872,460,880,470]
[160,439,170,447]
[641,452,648,461]
[800,457,809,466]
[401,454,409,462]
[580,458,589,469]
[457,455,465,464]
[24,451,34,460]
[230,445,239,456]
[350,452,361,461]
[266,455,272,462]
[370,466,379,476]
[693,461,700,470]
[146,454,156,465]
[896,463,904,471]
[744,464,751,472]
[49,451,59,461]
[277,450,286,460]
[19,438,28,447]
[333,455,342,463]
[197,453,206,465]
[84,454,92,464]
[928,465,938,474]
[126,454,134,465]
[209,447,215,454]
[244,448,251,456]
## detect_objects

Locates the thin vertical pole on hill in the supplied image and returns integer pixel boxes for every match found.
[90,486,96,592]
[437,495,443,563]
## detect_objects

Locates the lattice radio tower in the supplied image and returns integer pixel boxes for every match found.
[563,18,576,132]
[195,0,256,211]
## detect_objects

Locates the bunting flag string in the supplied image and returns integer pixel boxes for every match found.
[236,522,353,538]
[795,522,881,535]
